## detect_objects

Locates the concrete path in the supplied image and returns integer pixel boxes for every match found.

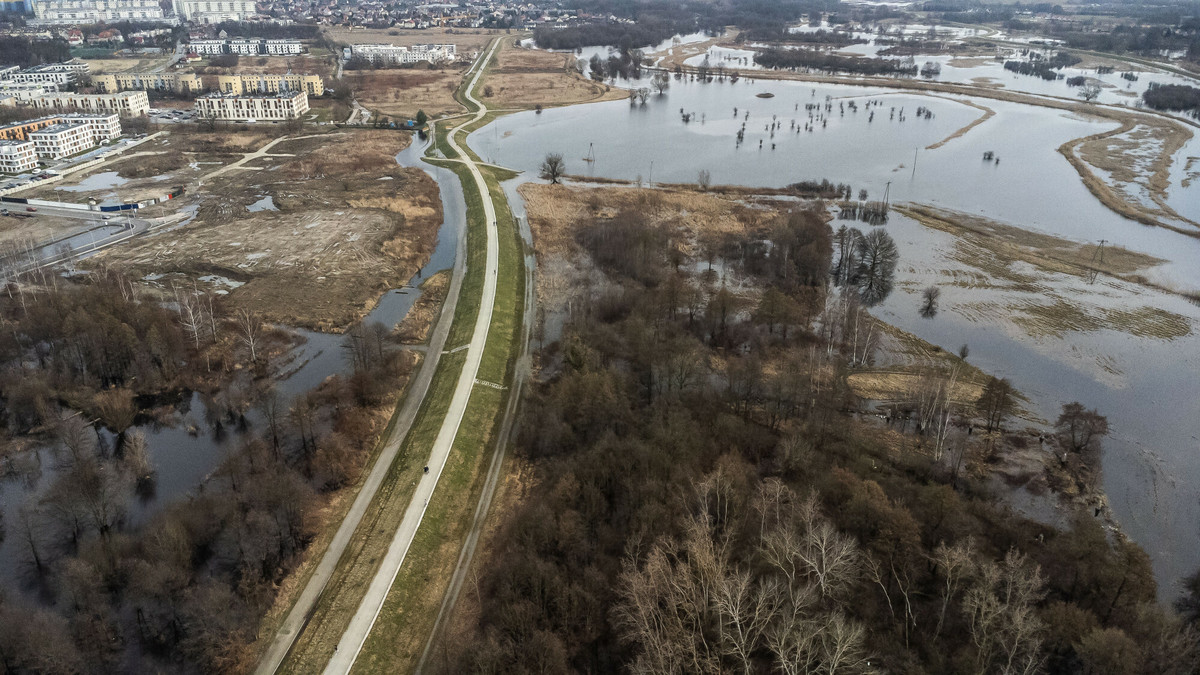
[251,146,467,675]
[320,36,504,675]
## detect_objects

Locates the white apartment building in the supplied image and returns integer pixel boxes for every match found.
[6,62,89,86]
[27,91,150,118]
[189,37,305,56]
[31,0,170,24]
[194,90,308,121]
[61,113,122,141]
[30,122,94,160]
[0,82,57,103]
[345,43,457,65]
[263,39,304,55]
[0,140,37,173]
[189,38,227,55]
[173,0,256,24]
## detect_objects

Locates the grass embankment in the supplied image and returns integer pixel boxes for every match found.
[349,162,524,673]
[347,37,527,672]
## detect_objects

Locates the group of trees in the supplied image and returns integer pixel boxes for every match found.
[435,194,1198,674]
[0,36,70,68]
[0,270,413,671]
[756,46,920,76]
[1143,82,1200,117]
[586,47,646,82]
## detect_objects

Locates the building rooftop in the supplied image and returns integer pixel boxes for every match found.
[31,122,89,135]
[0,139,33,147]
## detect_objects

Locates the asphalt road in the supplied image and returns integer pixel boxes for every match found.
[321,35,503,675]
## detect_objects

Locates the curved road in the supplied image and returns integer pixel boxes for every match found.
[321,36,503,675]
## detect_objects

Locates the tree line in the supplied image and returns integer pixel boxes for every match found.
[1143,82,1200,116]
[433,196,1199,674]
[0,36,71,68]
[755,47,920,76]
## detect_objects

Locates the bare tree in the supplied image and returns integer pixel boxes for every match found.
[963,549,1047,675]
[236,309,263,365]
[1055,402,1108,455]
[930,537,976,641]
[697,169,712,191]
[651,71,670,94]
[540,153,566,184]
[1079,82,1102,102]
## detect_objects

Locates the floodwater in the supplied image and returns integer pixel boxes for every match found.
[54,170,129,193]
[0,136,466,594]
[470,75,1200,594]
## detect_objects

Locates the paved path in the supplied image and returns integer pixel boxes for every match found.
[252,146,467,675]
[321,36,503,675]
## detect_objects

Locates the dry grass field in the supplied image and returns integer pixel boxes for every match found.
[483,43,626,108]
[347,66,468,119]
[324,26,500,55]
[80,130,443,330]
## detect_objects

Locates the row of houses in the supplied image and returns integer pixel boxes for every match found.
[188,38,306,56]
[94,71,324,96]
[343,43,458,65]
[0,113,122,171]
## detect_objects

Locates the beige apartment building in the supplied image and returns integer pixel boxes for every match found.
[26,91,150,118]
[94,71,203,95]
[215,73,324,97]
[194,90,308,121]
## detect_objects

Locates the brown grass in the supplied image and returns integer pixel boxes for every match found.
[483,41,627,109]
[88,130,442,331]
[347,66,467,119]
[324,26,500,53]
[898,204,1163,278]
[397,269,450,343]
[925,98,995,150]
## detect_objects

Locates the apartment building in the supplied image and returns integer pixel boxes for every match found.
[27,91,150,117]
[216,73,323,96]
[345,43,457,65]
[30,0,170,24]
[5,62,89,86]
[173,0,256,23]
[194,90,308,121]
[263,39,304,55]
[61,113,122,141]
[189,37,305,56]
[0,116,63,141]
[30,122,94,160]
[0,82,57,103]
[189,38,227,55]
[94,71,204,95]
[0,140,38,173]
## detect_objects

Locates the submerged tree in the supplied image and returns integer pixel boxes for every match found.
[540,153,566,184]
[976,376,1017,433]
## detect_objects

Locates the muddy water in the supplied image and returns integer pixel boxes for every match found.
[0,136,466,593]
[470,77,1200,594]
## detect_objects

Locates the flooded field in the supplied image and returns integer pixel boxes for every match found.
[472,74,1200,593]
[0,139,465,594]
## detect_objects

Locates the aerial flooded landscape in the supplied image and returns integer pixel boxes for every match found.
[0,0,1199,673]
